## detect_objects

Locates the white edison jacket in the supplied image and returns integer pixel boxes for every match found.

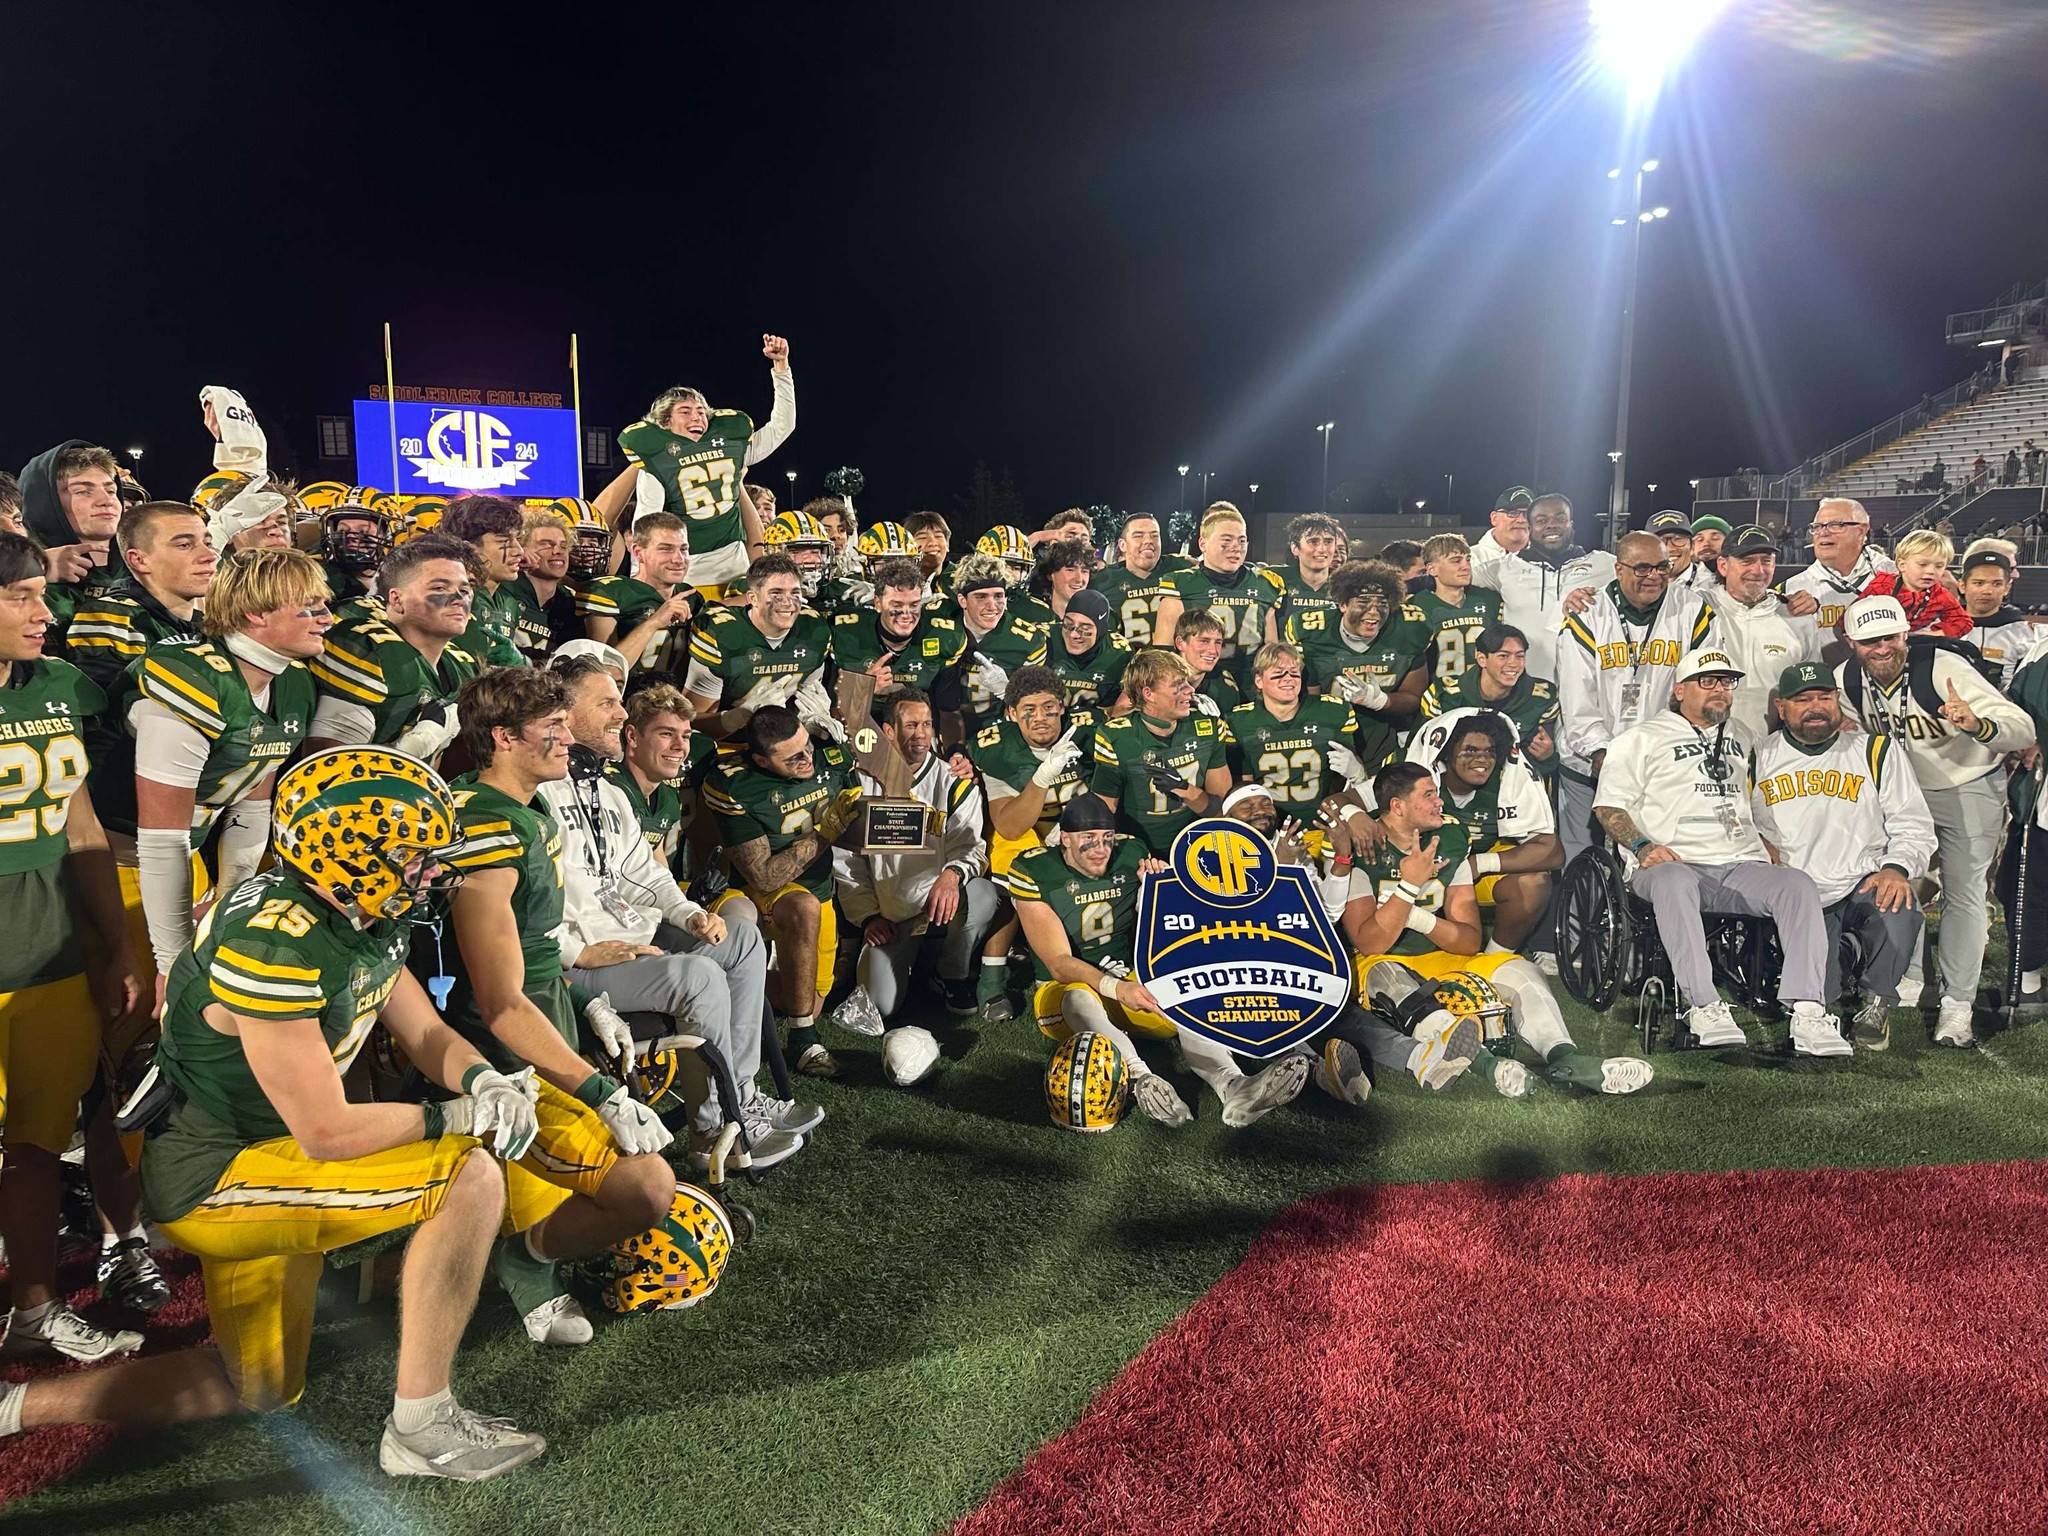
[1556,585,1717,780]
[1751,730,1936,905]
[538,770,705,966]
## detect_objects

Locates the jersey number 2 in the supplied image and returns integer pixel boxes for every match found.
[0,734,87,842]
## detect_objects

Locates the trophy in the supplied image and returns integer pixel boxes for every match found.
[834,670,940,855]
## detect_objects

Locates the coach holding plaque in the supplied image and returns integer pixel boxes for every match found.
[831,675,999,1083]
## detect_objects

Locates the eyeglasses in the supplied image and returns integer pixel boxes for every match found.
[1619,561,1671,577]
[1688,676,1737,691]
[1810,521,1862,533]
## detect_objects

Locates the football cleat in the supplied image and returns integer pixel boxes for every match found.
[98,1237,172,1313]
[1218,1056,1309,1128]
[602,1184,734,1313]
[521,1294,593,1347]
[1047,1030,1129,1132]
[1599,1057,1655,1094]
[1490,1059,1534,1099]
[1314,1040,1372,1106]
[379,1401,547,1482]
[1131,1072,1193,1126]
[795,1042,842,1078]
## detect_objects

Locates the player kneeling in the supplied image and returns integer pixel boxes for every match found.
[1343,762,1652,1098]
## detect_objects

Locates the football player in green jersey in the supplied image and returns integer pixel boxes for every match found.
[1171,607,1245,717]
[1275,513,1346,631]
[1410,533,1503,684]
[611,681,690,866]
[441,495,533,668]
[1049,589,1134,714]
[0,748,560,1479]
[309,533,482,766]
[1289,559,1429,767]
[0,534,150,1363]
[318,501,392,611]
[578,512,705,676]
[1090,513,1188,648]
[1343,762,1649,1099]
[64,501,211,695]
[17,441,131,637]
[1227,641,1371,808]
[684,553,834,741]
[1153,505,1287,687]
[1031,538,1096,629]
[941,553,1049,737]
[1418,622,1561,779]
[509,506,583,659]
[828,558,972,704]
[1090,648,1234,854]
[975,526,1053,630]
[442,670,677,1344]
[758,504,852,613]
[703,706,865,1077]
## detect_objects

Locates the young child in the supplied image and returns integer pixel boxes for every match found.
[1860,529,1972,638]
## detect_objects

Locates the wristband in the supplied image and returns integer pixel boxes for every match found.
[1630,836,1651,853]
[1402,907,1440,938]
[1395,879,1428,905]
[422,1100,447,1139]
[573,1072,622,1109]
[1473,851,1502,877]
[1330,856,1353,871]
[460,1062,492,1094]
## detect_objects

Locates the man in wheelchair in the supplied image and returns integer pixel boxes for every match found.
[1591,648,1853,1057]
[1342,761,1652,1097]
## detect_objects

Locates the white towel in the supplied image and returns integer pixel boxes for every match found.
[200,385,268,474]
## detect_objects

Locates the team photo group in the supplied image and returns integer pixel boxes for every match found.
[1,330,2045,1487]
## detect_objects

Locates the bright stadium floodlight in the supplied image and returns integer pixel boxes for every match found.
[1590,0,1729,101]
[1642,158,1661,171]
[1652,205,1671,218]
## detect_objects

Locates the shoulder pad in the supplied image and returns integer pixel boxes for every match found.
[1227,700,1254,718]
[711,408,754,433]
[446,644,478,667]
[1257,568,1286,593]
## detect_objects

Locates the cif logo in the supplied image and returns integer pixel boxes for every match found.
[1171,823,1272,907]
[404,409,540,491]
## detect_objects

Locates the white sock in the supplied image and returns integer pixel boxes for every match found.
[100,1224,146,1254]
[9,1300,56,1330]
[1483,938,1512,954]
[0,1380,25,1437]
[392,1386,453,1434]
[524,1224,550,1264]
[981,956,1006,971]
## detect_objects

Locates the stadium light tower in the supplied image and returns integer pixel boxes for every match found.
[1177,463,1190,513]
[785,468,798,505]
[1315,422,1335,512]
[1248,483,1259,512]
[1590,0,1729,107]
[1606,158,1673,548]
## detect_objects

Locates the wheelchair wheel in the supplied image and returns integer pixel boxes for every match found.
[1558,848,1629,1011]
[1636,974,1672,1054]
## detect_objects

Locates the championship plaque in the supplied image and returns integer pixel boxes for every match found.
[835,670,940,855]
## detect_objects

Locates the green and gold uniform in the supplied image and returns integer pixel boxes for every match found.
[310,617,482,747]
[1090,710,1230,854]
[438,776,576,1070]
[463,582,530,669]
[1160,563,1287,684]
[1287,605,1429,769]
[702,741,855,903]
[619,411,754,558]
[950,611,1048,732]
[1226,696,1360,807]
[1351,821,1474,957]
[43,556,132,644]
[610,760,684,866]
[1418,670,1562,778]
[1195,666,1244,718]
[1275,564,1340,632]
[65,585,201,833]
[1092,556,1190,648]
[687,605,831,715]
[576,576,704,676]
[970,709,1096,874]
[1050,633,1133,714]
[507,574,580,661]
[1005,839,1147,982]
[1437,777,1509,853]
[1409,585,1502,684]
[828,609,970,696]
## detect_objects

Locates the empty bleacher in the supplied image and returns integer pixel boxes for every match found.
[1819,374,2048,499]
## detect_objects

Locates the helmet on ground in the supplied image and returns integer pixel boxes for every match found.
[298,481,354,512]
[602,1183,734,1312]
[548,497,612,582]
[321,502,393,575]
[856,521,916,572]
[1430,970,1510,1044]
[272,747,461,922]
[763,510,832,596]
[976,525,1034,577]
[1046,1030,1129,1133]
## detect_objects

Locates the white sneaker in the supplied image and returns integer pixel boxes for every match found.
[1600,1057,1655,1094]
[1686,999,1748,1048]
[522,1294,593,1347]
[1313,1040,1371,1107]
[1131,1073,1193,1126]
[1491,1059,1533,1098]
[1934,997,1976,1047]
[2025,969,2043,997]
[830,986,885,1037]
[1529,951,1561,978]
[1789,1004,1854,1059]
[1218,1056,1309,1128]
[0,1304,142,1363]
[379,1399,547,1482]
[1407,1009,1478,1091]
[1897,978,1924,1007]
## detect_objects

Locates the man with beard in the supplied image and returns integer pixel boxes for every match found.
[1418,623,1560,779]
[1468,490,1615,683]
[1704,525,1820,740]
[1287,559,1429,772]
[1091,513,1189,647]
[1752,663,1936,1049]
[1592,648,1851,1057]
[941,553,1048,735]
[1689,516,1731,583]
[1782,498,1894,663]
[1153,505,1287,689]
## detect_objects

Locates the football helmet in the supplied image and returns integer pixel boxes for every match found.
[856,520,916,574]
[602,1183,734,1312]
[298,480,353,511]
[1430,970,1511,1047]
[628,1044,687,1114]
[1046,1030,1129,1133]
[272,747,462,922]
[191,469,256,515]
[549,497,612,582]
[321,502,393,575]
[345,485,396,514]
[762,510,832,597]
[976,525,1035,582]
[397,494,446,543]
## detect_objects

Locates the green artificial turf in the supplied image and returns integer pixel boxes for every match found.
[15,940,2048,1536]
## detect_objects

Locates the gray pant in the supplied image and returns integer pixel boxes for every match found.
[856,876,1001,1019]
[1904,772,2004,1004]
[1559,771,1599,868]
[1822,888,1923,1005]
[568,920,769,1134]
[1630,860,1827,1010]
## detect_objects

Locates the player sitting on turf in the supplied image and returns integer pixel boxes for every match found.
[831,687,1000,1081]
[1751,662,1936,1051]
[1592,648,1852,1057]
[0,749,559,1480]
[1345,761,1652,1097]
[437,671,679,1347]
[684,552,836,743]
[1091,648,1235,856]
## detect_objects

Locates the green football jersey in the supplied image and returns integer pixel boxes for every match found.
[1438,779,1508,853]
[687,605,830,712]
[1007,591,1055,633]
[1195,666,1244,718]
[1091,556,1190,648]
[1410,586,1503,683]
[609,761,684,865]
[951,611,1049,731]
[0,659,103,991]
[1225,696,1359,807]
[126,638,317,837]
[1418,671,1562,777]
[1352,821,1474,957]
[1051,634,1133,713]
[576,576,703,676]
[969,711,1097,838]
[703,740,855,900]
[827,610,970,696]
[144,866,414,1221]
[1005,838,1147,983]
[43,553,132,643]
[310,618,481,748]
[1160,563,1287,684]
[1286,605,1428,770]
[62,584,197,695]
[1090,710,1230,854]
[619,410,754,556]
[463,582,530,669]
[1276,565,1340,632]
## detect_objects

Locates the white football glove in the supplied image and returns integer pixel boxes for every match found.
[585,992,635,1065]
[596,1082,674,1156]
[1097,957,1134,981]
[445,1066,540,1161]
[393,702,460,763]
[973,654,1011,701]
[738,672,803,711]
[1333,674,1389,710]
[1030,724,1084,787]
[1192,692,1222,718]
[1326,743,1369,790]
[794,676,846,742]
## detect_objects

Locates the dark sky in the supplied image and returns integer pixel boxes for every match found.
[8,1,2048,537]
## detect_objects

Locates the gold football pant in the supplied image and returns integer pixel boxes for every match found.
[0,972,102,1154]
[714,881,837,1003]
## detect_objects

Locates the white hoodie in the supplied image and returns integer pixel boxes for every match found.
[538,767,705,965]
[835,751,989,927]
[1468,532,1617,682]
[1702,588,1820,740]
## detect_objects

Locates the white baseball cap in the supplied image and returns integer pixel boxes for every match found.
[1673,647,1744,686]
[1843,595,1908,640]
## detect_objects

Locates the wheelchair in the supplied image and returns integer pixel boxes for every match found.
[1555,844,1858,1053]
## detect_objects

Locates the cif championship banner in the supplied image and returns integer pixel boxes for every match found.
[1135,818,1350,1059]
[353,399,581,497]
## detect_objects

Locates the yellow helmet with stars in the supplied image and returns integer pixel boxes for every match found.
[191,469,258,515]
[345,485,396,513]
[1046,1030,1129,1133]
[976,525,1034,566]
[271,747,461,922]
[602,1183,735,1312]
[395,494,447,544]
[856,520,916,570]
[1430,970,1511,1046]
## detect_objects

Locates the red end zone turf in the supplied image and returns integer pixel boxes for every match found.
[958,1161,2048,1535]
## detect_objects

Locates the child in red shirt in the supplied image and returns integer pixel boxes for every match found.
[1860,529,1972,638]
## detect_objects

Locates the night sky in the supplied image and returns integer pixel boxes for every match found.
[9,1,2048,537]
